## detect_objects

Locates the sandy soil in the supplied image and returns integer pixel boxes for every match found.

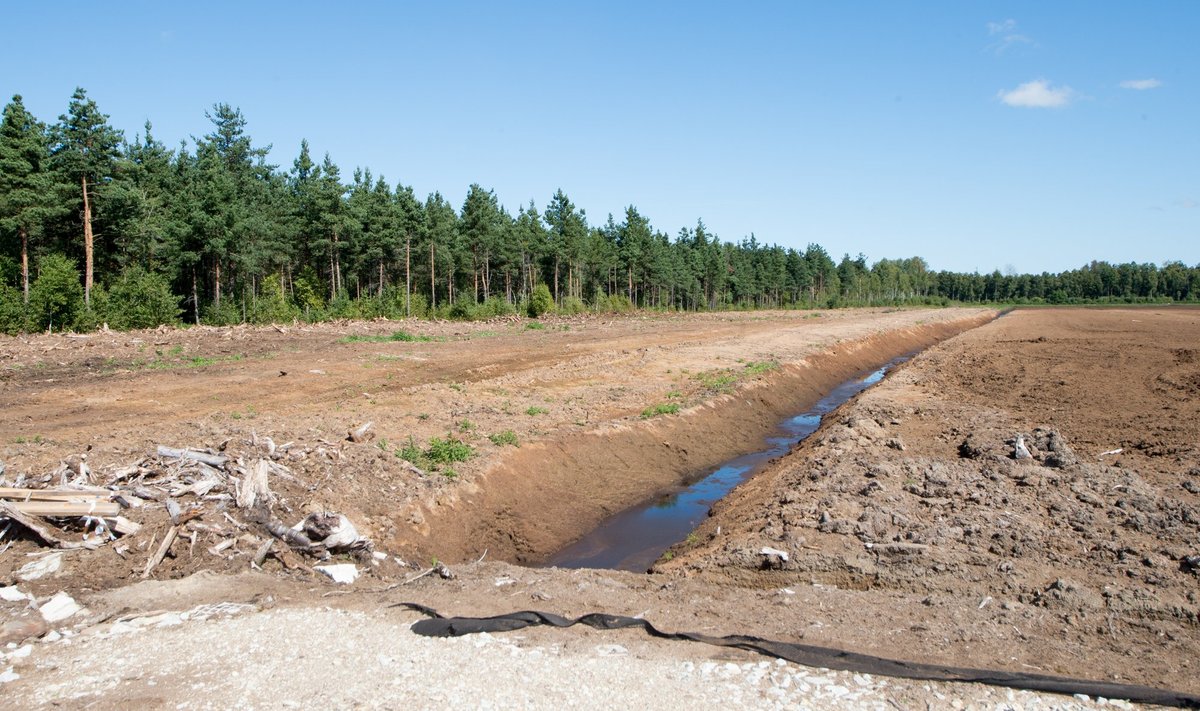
[4,306,1197,707]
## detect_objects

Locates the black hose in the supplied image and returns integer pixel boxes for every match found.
[396,603,1199,708]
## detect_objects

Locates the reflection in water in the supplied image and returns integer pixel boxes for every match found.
[543,357,905,572]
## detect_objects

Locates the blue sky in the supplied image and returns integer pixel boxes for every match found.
[3,1,1196,273]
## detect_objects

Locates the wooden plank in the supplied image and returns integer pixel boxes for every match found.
[3,500,122,517]
[0,486,113,501]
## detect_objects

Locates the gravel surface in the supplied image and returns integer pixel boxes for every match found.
[1,604,1140,710]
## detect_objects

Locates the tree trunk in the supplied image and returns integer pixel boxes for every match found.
[405,235,411,317]
[81,176,94,306]
[429,242,436,309]
[378,260,384,298]
[20,226,29,304]
[191,268,201,325]
[214,259,222,307]
[553,256,559,304]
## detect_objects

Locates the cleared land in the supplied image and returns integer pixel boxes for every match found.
[3,307,1199,707]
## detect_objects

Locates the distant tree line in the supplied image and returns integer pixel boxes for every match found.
[1,89,1197,333]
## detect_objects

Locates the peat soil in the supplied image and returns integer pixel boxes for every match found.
[656,307,1200,695]
[8,306,1198,707]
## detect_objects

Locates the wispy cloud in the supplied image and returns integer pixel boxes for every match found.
[987,19,1017,35]
[987,19,1034,54]
[998,79,1076,109]
[1119,78,1162,90]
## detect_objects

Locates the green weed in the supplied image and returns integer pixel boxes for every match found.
[340,330,434,343]
[525,406,549,416]
[489,430,519,447]
[641,402,681,419]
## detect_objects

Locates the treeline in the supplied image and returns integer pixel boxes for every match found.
[1,88,1197,333]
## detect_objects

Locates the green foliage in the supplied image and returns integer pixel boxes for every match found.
[488,430,519,447]
[106,267,181,329]
[2,87,1197,336]
[28,254,83,331]
[525,405,549,416]
[527,283,553,317]
[426,435,474,464]
[743,360,779,375]
[524,321,545,330]
[558,295,585,315]
[694,370,738,393]
[250,273,298,324]
[640,402,681,418]
[340,329,432,343]
[0,282,26,334]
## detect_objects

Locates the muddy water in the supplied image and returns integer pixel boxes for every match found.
[544,356,909,572]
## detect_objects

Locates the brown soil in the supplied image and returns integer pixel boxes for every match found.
[656,307,1200,693]
[4,306,1198,704]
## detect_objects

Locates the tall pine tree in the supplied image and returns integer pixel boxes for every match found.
[0,95,51,303]
[49,87,123,306]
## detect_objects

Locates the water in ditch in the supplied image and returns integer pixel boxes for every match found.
[543,355,910,572]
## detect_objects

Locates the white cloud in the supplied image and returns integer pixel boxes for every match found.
[1119,78,1162,90]
[998,79,1076,108]
[986,19,1034,55]
[987,19,1017,35]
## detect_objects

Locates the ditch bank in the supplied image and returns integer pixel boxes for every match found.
[398,311,997,566]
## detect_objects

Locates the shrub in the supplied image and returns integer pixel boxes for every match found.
[559,295,585,315]
[0,282,27,334]
[28,254,83,332]
[107,267,181,329]
[527,283,553,318]
[426,435,474,464]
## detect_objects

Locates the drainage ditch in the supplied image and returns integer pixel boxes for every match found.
[543,354,911,571]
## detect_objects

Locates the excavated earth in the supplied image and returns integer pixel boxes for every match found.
[2,306,1198,708]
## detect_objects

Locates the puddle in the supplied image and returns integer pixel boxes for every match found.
[543,354,911,572]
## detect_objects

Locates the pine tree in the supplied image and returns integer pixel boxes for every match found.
[0,95,51,303]
[49,87,123,305]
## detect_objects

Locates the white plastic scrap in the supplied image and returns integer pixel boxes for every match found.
[0,667,18,684]
[38,592,83,623]
[314,563,360,585]
[760,546,790,562]
[16,552,63,582]
[0,586,30,603]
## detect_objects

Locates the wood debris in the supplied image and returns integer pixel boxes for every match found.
[0,436,374,584]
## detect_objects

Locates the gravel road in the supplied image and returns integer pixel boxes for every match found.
[1,603,1139,710]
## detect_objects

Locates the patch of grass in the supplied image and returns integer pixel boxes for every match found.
[525,406,549,416]
[448,383,464,392]
[524,321,545,331]
[641,402,681,419]
[417,413,430,421]
[743,360,779,375]
[340,330,433,344]
[458,419,475,432]
[187,354,244,368]
[695,370,738,393]
[489,430,520,447]
[666,389,682,399]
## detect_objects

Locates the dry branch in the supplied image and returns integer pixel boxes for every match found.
[142,525,179,578]
[156,446,229,469]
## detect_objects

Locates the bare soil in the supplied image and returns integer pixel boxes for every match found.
[657,307,1200,694]
[4,306,1198,706]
